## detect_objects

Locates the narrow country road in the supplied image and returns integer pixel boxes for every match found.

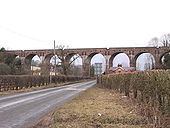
[0,80,96,128]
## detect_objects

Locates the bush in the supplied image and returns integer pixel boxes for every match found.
[97,70,170,118]
[0,75,90,92]
[0,63,11,75]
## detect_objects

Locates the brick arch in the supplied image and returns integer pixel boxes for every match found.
[83,52,105,75]
[23,50,43,58]
[85,52,106,64]
[44,53,54,64]
[134,52,156,69]
[85,52,98,64]
[11,53,20,58]
[134,52,155,61]
[65,53,83,65]
[7,46,170,71]
[134,52,147,62]
[109,52,130,67]
[25,54,37,63]
[158,50,170,66]
[65,53,77,62]
[24,54,40,70]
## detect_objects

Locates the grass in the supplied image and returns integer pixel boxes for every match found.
[33,86,153,128]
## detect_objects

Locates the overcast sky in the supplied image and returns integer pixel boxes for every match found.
[0,0,170,50]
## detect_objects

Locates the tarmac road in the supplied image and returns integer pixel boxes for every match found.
[0,80,96,128]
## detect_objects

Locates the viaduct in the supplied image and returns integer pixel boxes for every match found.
[8,46,170,73]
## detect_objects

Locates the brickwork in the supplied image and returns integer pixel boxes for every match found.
[8,47,170,72]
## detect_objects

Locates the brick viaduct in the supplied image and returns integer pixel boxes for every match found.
[8,47,170,73]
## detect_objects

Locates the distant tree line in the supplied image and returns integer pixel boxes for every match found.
[148,33,170,69]
[148,33,170,47]
[0,47,22,75]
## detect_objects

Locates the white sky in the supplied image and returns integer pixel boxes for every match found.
[0,0,170,50]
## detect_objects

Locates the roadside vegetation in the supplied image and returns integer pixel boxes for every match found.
[98,70,170,127]
[32,86,152,128]
[0,47,93,97]
[1,45,170,127]
[0,79,89,96]
[0,47,23,75]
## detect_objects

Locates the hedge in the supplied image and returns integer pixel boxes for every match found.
[0,75,89,92]
[97,70,170,116]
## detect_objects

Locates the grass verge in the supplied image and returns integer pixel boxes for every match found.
[33,86,153,128]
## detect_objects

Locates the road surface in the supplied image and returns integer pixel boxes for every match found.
[0,80,96,128]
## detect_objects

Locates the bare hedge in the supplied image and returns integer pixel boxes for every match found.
[97,70,170,116]
[0,75,89,92]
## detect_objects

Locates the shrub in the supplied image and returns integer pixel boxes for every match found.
[0,63,11,75]
[0,75,90,92]
[97,70,170,118]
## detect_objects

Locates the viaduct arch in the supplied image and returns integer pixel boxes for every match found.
[8,47,170,74]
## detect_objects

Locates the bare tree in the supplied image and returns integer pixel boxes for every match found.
[160,33,170,47]
[68,64,83,76]
[148,34,170,47]
[54,44,81,75]
[148,37,160,47]
[145,53,155,70]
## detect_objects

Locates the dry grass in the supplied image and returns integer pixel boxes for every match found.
[34,86,153,128]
